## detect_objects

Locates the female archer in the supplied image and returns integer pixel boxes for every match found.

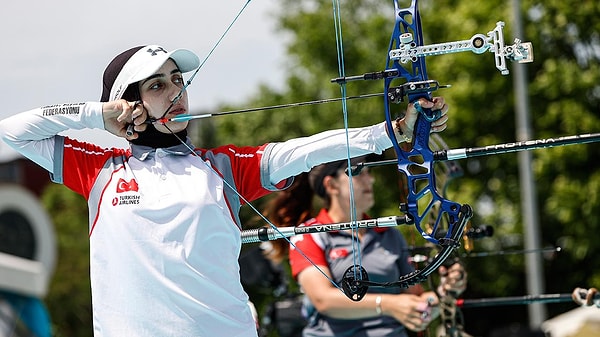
[263,157,467,336]
[0,45,448,336]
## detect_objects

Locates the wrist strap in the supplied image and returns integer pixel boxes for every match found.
[394,117,412,143]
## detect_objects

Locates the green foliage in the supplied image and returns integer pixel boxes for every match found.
[41,184,93,337]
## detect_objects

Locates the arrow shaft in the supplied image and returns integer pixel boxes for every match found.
[164,92,384,123]
[240,216,410,244]
[439,133,600,161]
[457,292,600,308]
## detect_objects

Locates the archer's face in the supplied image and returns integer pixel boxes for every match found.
[329,168,376,214]
[138,59,190,133]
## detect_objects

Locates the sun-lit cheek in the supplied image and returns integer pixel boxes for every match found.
[179,91,190,107]
[145,106,164,119]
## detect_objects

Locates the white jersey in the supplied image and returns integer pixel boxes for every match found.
[0,102,392,337]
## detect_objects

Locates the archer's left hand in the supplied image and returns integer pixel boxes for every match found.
[397,96,449,138]
[437,262,467,296]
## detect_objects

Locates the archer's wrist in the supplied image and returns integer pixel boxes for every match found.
[394,117,413,143]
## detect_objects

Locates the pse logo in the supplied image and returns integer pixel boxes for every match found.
[112,178,141,206]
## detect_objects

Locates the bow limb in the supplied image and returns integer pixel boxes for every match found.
[382,0,473,288]
[335,0,473,298]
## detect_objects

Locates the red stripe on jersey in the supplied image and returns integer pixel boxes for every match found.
[197,144,282,203]
[289,231,328,279]
[62,138,128,199]
[89,166,126,237]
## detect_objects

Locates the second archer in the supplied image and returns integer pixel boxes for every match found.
[262,156,467,336]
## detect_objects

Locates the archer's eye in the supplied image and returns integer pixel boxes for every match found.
[173,75,184,87]
[148,81,164,91]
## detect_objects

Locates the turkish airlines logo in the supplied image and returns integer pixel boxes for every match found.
[113,178,141,206]
[116,178,139,193]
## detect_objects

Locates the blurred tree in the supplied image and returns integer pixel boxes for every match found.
[41,184,92,337]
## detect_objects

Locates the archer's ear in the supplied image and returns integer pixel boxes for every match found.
[323,175,345,197]
[322,175,337,196]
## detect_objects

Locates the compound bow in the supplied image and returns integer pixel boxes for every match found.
[326,0,535,300]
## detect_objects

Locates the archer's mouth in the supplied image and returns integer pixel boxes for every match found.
[170,105,186,115]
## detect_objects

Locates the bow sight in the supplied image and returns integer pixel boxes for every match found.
[389,21,533,75]
[331,22,533,84]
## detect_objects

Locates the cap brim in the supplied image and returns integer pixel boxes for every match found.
[110,45,200,101]
[126,48,200,85]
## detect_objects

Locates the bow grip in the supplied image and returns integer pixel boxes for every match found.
[414,101,442,122]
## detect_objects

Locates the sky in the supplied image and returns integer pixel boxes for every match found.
[0,0,285,156]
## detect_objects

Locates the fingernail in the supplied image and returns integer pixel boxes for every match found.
[421,308,432,322]
[416,302,428,311]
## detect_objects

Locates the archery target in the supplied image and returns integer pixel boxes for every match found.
[0,184,56,297]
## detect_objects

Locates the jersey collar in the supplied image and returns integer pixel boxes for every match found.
[130,138,194,161]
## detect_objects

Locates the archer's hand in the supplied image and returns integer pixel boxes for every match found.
[438,262,467,296]
[102,99,148,140]
[395,96,449,142]
[381,293,434,332]
[572,287,598,307]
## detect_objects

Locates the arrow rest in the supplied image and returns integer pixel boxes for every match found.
[387,79,450,104]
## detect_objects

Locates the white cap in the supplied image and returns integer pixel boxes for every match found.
[102,45,200,102]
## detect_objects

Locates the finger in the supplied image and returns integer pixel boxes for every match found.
[447,271,467,285]
[446,279,466,289]
[431,114,448,127]
[447,261,464,270]
[446,267,466,279]
[573,287,586,305]
[115,100,137,123]
[407,98,433,115]
[587,288,598,306]
[430,118,448,133]
[431,96,446,110]
[116,109,129,123]
[437,103,448,116]
[131,102,148,128]
[131,100,147,121]
[125,101,147,138]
